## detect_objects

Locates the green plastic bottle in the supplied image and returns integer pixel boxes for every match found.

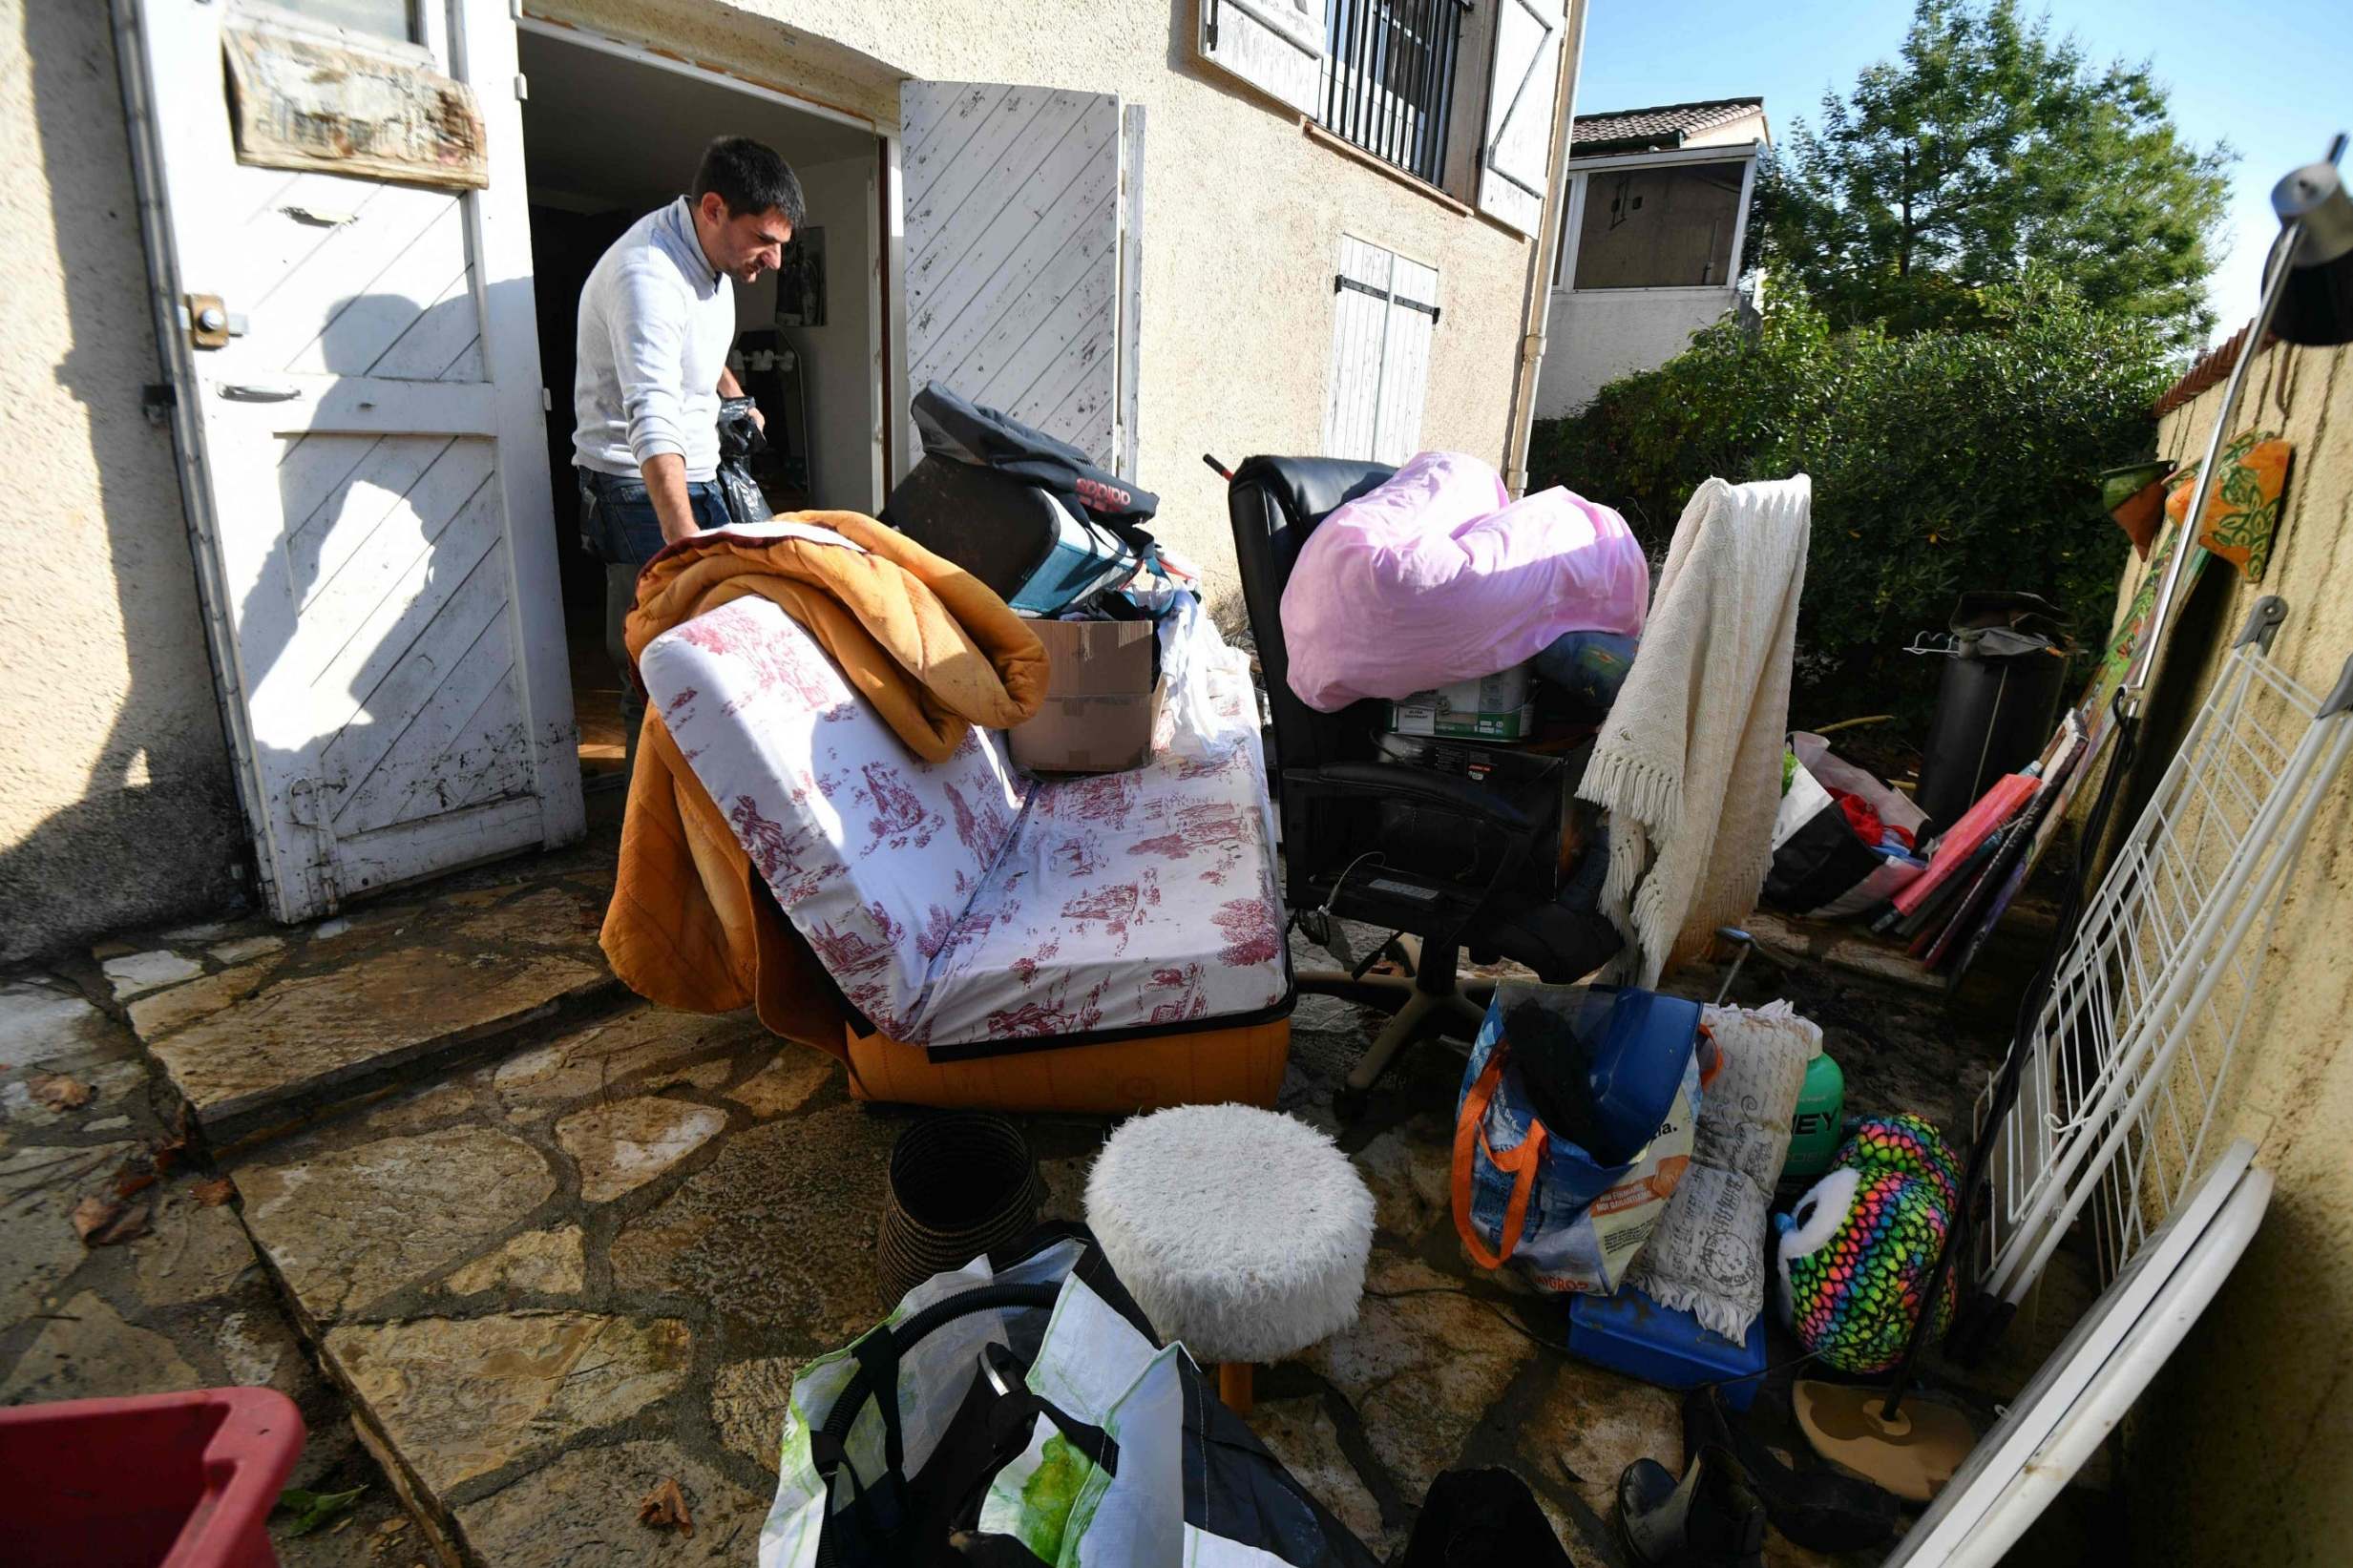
[1784,1045,1846,1182]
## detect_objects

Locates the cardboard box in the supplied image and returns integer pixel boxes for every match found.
[1010,617,1165,773]
[1386,662,1537,742]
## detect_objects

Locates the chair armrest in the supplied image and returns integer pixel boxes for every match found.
[1285,762,1534,831]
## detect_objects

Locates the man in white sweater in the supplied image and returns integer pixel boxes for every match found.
[574,136,803,763]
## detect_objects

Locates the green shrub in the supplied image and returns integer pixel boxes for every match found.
[1529,282,2173,729]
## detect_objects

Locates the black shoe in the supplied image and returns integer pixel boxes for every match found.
[1614,1444,1766,1568]
[1681,1386,1902,1552]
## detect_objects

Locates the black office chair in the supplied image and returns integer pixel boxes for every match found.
[1227,456,1622,1118]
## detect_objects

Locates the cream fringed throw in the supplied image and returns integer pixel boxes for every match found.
[1578,476,1812,986]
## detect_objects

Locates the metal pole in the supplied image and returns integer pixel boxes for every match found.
[2118,223,2302,716]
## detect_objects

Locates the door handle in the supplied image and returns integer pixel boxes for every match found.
[217,382,305,402]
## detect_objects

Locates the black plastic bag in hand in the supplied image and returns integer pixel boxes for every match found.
[716,395,770,526]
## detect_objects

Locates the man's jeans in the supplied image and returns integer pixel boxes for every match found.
[577,468,731,770]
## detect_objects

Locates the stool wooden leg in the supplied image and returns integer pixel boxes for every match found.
[1218,1362,1254,1416]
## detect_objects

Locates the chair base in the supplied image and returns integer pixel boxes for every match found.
[1218,1362,1254,1416]
[844,1019,1290,1114]
[1297,937,1492,1120]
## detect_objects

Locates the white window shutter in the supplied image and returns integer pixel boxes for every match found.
[1478,0,1567,236]
[1374,255,1438,464]
[1324,238,1392,460]
[1197,0,1324,117]
[1325,237,1439,464]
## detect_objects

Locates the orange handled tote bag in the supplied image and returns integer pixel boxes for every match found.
[1451,982,1704,1294]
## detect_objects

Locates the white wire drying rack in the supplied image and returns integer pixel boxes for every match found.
[1974,596,2353,1309]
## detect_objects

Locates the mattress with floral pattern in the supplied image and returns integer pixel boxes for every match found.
[639,588,1291,1056]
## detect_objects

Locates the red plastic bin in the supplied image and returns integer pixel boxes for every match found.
[0,1387,305,1567]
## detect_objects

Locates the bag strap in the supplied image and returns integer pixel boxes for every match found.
[1451,1045,1551,1270]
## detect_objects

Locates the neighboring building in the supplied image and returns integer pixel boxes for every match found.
[4,0,1588,956]
[1533,96,1768,418]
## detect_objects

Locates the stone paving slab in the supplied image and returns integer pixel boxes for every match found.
[108,863,619,1140]
[328,1311,694,1495]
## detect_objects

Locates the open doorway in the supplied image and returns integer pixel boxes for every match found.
[515,26,882,783]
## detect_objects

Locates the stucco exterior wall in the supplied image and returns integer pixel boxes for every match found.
[2107,335,2352,1564]
[1533,285,1736,417]
[0,0,243,962]
[531,0,1554,617]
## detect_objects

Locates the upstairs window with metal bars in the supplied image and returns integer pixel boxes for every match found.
[1317,0,1470,186]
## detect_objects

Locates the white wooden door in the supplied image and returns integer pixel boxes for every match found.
[900,83,1144,473]
[116,0,582,923]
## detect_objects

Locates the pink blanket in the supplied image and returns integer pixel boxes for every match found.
[1279,451,1650,712]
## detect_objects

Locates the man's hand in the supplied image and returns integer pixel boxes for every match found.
[640,452,702,548]
[719,366,765,432]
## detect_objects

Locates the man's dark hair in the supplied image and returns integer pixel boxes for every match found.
[693,136,805,229]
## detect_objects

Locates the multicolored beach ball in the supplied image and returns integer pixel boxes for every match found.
[1774,1115,1962,1374]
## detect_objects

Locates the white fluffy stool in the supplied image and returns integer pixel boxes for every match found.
[1085,1103,1375,1414]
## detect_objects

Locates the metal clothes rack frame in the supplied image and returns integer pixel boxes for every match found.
[1971,597,2353,1319]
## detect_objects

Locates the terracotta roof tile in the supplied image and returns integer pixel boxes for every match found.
[1571,97,1763,155]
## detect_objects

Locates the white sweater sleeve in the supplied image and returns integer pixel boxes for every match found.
[609,257,690,468]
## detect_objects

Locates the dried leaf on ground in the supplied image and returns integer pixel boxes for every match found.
[638,1476,694,1537]
[30,1073,94,1111]
[114,1154,158,1199]
[154,1112,194,1176]
[86,1200,152,1246]
[194,1177,237,1207]
[72,1196,120,1241]
[277,1485,366,1537]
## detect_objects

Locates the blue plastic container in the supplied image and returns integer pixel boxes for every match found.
[1565,1286,1770,1411]
[1576,987,1707,1159]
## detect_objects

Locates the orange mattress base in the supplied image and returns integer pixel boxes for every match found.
[844,1018,1290,1115]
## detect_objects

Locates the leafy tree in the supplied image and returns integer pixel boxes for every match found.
[1753,0,2231,346]
[1529,282,2173,727]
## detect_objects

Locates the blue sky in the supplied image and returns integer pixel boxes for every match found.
[1571,0,2351,339]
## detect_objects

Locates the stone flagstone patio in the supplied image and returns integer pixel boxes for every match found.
[2,856,2106,1567]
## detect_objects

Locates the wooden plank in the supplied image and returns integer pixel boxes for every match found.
[330,792,544,900]
[284,433,450,611]
[904,85,1038,250]
[1117,104,1145,480]
[222,19,489,190]
[296,435,491,630]
[366,261,481,381]
[961,199,1118,413]
[201,376,499,436]
[290,201,473,376]
[315,517,508,800]
[457,0,583,850]
[242,181,452,368]
[1024,298,1117,457]
[335,608,518,833]
[1375,254,1438,463]
[907,101,1117,371]
[927,185,1115,400]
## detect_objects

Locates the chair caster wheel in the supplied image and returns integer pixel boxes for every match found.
[1334,1086,1369,1122]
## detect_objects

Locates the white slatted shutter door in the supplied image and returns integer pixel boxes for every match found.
[1373,255,1439,465]
[1479,0,1567,236]
[1197,0,1325,116]
[1324,237,1392,460]
[901,83,1133,469]
[116,0,581,922]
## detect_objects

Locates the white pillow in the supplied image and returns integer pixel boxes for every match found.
[1623,1000,1815,1340]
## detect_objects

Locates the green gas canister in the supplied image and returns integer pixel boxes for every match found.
[1785,1047,1845,1181]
